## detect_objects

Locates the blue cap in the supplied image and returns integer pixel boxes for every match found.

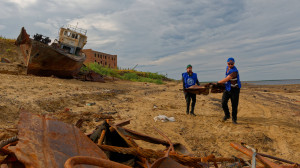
[227,57,235,63]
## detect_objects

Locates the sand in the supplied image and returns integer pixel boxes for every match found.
[0,73,299,162]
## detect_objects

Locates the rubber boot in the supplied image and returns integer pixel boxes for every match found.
[190,106,196,116]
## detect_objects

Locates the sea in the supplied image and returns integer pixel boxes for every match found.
[243,79,300,85]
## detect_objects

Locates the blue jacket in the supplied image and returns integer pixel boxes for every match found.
[182,72,198,88]
[225,66,241,91]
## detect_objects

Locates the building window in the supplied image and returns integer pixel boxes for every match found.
[105,56,106,59]
[94,53,96,57]
[95,60,96,62]
[101,61,102,64]
[105,62,107,65]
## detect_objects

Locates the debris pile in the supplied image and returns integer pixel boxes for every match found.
[0,111,299,168]
[74,69,105,82]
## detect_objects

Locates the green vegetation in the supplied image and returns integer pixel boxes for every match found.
[0,37,23,63]
[0,36,15,43]
[82,63,171,84]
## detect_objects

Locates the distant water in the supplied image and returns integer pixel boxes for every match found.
[244,79,300,85]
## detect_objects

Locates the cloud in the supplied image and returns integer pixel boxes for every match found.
[0,25,5,30]
[8,0,37,8]
[0,0,299,81]
[68,15,120,32]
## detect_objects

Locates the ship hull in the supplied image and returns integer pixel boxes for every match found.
[17,28,85,78]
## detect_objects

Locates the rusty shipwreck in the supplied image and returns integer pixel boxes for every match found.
[15,25,87,78]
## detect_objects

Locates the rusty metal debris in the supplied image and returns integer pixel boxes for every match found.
[184,85,210,95]
[1,111,299,168]
[64,156,131,168]
[93,120,238,168]
[0,136,18,149]
[4,110,107,167]
[74,67,105,82]
[230,143,300,168]
[210,83,226,93]
[1,58,11,63]
[181,83,225,95]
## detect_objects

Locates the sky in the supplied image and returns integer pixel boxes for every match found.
[0,0,300,81]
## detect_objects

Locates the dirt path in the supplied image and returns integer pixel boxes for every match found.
[0,74,299,162]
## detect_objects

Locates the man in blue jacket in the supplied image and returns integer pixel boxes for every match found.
[182,64,200,116]
[217,58,241,124]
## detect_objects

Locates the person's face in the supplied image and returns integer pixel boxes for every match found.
[187,67,192,73]
[227,61,234,68]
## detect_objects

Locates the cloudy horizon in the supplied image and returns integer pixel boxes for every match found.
[1,0,299,81]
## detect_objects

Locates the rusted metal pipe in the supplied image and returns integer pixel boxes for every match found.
[115,120,131,127]
[257,152,298,165]
[118,127,170,146]
[64,156,132,168]
[109,120,131,132]
[230,143,282,168]
[153,127,174,152]
[98,144,236,165]
[97,130,106,145]
[0,136,18,149]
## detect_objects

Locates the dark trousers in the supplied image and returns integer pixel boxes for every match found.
[184,92,196,112]
[222,88,240,121]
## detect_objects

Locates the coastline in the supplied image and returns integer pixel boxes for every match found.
[243,79,300,85]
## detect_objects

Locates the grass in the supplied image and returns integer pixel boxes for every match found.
[83,63,170,84]
[0,36,15,44]
[0,37,23,62]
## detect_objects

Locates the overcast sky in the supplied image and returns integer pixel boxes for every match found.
[1,0,300,81]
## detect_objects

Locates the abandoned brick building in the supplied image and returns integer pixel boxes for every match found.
[82,49,117,69]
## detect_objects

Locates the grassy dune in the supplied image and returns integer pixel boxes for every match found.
[83,63,172,84]
[0,37,23,63]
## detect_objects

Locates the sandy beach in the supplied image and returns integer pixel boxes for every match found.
[0,73,299,162]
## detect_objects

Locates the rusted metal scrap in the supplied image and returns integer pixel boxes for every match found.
[2,111,297,168]
[210,83,225,93]
[180,83,225,95]
[64,156,131,168]
[150,146,188,168]
[74,69,105,82]
[230,143,300,168]
[184,85,210,95]
[6,111,108,168]
[89,120,237,168]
